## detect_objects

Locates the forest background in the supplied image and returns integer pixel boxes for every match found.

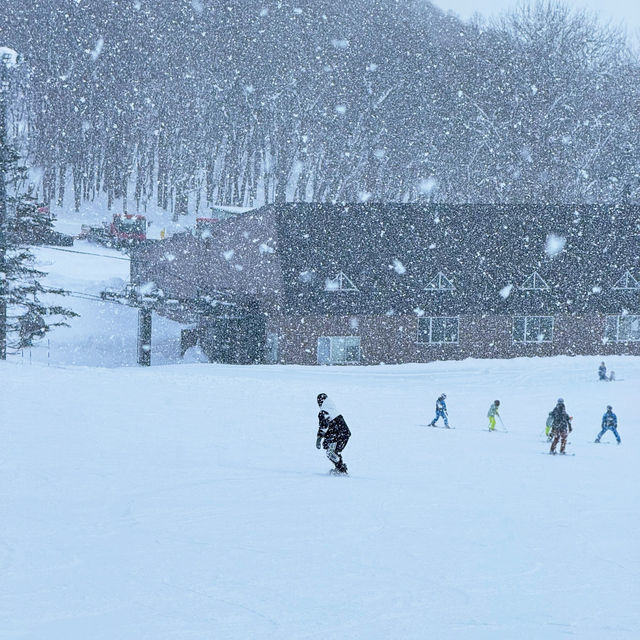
[1,0,639,217]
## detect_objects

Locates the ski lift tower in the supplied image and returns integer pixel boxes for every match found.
[136,288,155,367]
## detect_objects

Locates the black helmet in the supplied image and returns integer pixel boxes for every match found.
[440,393,447,399]
[557,398,564,405]
[606,405,612,411]
[495,400,500,406]
[317,393,327,406]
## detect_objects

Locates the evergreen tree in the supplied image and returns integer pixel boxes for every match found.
[1,71,77,356]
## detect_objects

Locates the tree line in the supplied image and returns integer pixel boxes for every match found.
[1,0,639,216]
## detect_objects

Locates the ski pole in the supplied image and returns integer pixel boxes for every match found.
[498,415,508,432]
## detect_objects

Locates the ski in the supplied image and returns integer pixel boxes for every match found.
[420,424,455,429]
[541,452,575,456]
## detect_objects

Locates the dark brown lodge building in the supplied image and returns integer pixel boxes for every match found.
[131,203,640,365]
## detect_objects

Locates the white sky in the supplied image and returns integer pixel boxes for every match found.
[435,0,640,42]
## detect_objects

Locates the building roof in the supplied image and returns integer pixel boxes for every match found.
[133,203,640,317]
[272,203,640,315]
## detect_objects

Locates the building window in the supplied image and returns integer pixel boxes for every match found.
[604,315,640,343]
[324,271,359,292]
[513,316,554,343]
[612,270,640,291]
[416,317,459,344]
[425,271,455,292]
[520,271,550,291]
[317,336,361,364]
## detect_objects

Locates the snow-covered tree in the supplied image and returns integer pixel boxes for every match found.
[0,50,76,357]
[1,164,78,354]
[1,0,639,209]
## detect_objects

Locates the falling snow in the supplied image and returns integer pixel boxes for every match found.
[2,3,640,637]
[545,233,567,257]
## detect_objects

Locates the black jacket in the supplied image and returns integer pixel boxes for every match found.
[317,408,351,445]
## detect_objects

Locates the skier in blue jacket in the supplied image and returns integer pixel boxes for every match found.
[598,362,607,381]
[429,394,449,428]
[595,405,621,444]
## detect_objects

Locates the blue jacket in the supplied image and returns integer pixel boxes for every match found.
[436,398,447,413]
[602,411,617,429]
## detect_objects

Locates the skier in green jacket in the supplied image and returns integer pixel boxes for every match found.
[487,400,500,431]
[545,411,554,440]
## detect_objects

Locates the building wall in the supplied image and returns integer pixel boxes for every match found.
[131,210,286,315]
[268,313,640,365]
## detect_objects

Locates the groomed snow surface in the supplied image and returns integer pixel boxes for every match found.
[1,356,638,639]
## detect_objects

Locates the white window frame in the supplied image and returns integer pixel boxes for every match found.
[425,271,456,292]
[520,271,550,291]
[604,315,640,343]
[513,316,554,344]
[612,270,640,291]
[324,271,359,292]
[317,336,361,364]
[416,316,460,345]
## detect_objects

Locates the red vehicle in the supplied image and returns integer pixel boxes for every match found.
[36,205,53,219]
[110,213,147,243]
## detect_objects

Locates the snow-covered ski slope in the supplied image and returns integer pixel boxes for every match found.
[1,355,638,639]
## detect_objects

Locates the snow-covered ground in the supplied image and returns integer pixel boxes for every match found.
[1,355,638,639]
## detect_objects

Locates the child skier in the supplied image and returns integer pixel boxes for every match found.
[429,394,449,428]
[595,405,621,444]
[598,362,607,380]
[315,393,351,474]
[549,398,573,455]
[487,400,500,431]
[545,411,554,440]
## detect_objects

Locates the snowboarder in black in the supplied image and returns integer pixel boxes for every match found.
[549,398,573,455]
[316,393,351,474]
